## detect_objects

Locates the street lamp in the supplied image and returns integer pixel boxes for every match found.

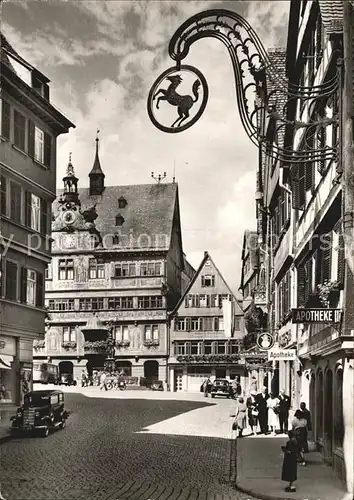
[147,9,338,166]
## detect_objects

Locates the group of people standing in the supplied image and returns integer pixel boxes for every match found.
[234,387,292,436]
[232,386,313,493]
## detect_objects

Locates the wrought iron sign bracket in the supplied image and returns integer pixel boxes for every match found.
[147,9,339,166]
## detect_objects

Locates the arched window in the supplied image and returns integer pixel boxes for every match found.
[112,234,119,245]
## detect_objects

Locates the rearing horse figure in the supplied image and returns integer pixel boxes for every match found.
[153,75,201,128]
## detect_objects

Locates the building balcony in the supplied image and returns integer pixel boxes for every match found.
[115,339,130,348]
[143,339,160,347]
[61,341,77,351]
[175,353,240,364]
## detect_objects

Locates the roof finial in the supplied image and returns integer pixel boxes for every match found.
[66,152,74,176]
[96,129,100,149]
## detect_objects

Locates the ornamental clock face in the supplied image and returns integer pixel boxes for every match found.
[62,233,77,249]
[62,210,76,225]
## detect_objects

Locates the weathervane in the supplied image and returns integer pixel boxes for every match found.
[151,172,167,184]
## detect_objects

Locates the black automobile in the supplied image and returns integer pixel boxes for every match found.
[10,389,70,437]
[210,379,231,398]
[60,373,77,386]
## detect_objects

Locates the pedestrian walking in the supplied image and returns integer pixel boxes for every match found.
[281,430,298,493]
[278,390,291,433]
[267,392,280,435]
[300,402,312,432]
[234,397,247,438]
[246,390,258,435]
[203,378,211,397]
[100,371,108,391]
[256,387,269,434]
[292,409,308,465]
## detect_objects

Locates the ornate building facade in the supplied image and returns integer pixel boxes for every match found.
[169,251,245,392]
[33,138,187,383]
[0,34,74,405]
[248,0,354,491]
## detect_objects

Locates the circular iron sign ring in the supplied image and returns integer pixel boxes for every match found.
[147,65,209,134]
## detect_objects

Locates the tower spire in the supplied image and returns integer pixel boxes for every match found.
[62,152,80,205]
[89,129,105,195]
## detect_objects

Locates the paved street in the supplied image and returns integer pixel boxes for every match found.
[0,390,259,500]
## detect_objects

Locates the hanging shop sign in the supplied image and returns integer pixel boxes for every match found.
[291,308,342,324]
[256,333,275,351]
[268,349,297,361]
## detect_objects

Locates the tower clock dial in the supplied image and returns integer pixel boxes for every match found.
[62,210,76,225]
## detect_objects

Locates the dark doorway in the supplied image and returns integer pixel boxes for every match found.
[215,368,226,379]
[144,360,159,381]
[116,361,132,376]
[59,361,73,376]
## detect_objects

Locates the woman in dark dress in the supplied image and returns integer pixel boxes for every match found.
[281,430,298,492]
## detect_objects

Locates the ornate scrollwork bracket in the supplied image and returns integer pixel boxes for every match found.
[147,9,339,165]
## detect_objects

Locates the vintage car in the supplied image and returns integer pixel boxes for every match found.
[10,389,70,437]
[210,379,231,398]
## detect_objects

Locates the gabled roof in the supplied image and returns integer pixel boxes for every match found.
[171,251,243,315]
[318,0,343,34]
[53,182,179,251]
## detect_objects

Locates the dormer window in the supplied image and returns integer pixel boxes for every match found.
[112,234,119,245]
[115,214,125,226]
[118,196,127,209]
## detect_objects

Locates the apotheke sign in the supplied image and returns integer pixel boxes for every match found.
[268,349,297,361]
[291,308,342,324]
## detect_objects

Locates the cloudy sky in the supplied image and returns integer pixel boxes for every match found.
[2,0,289,294]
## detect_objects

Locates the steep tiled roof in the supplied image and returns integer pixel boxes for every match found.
[54,183,179,251]
[318,0,343,34]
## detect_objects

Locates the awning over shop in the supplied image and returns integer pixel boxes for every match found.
[0,355,13,369]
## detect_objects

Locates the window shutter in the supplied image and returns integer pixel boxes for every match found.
[36,272,44,307]
[201,276,205,287]
[20,267,27,303]
[214,317,219,330]
[298,164,306,208]
[28,120,35,157]
[40,199,48,235]
[317,127,326,174]
[297,266,306,306]
[337,234,345,285]
[206,295,210,307]
[305,160,314,192]
[304,259,313,303]
[184,297,189,308]
[1,100,11,140]
[322,233,332,283]
[0,176,6,215]
[291,164,301,209]
[25,191,32,227]
[44,133,52,168]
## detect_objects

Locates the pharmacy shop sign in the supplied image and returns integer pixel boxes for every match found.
[291,308,342,324]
